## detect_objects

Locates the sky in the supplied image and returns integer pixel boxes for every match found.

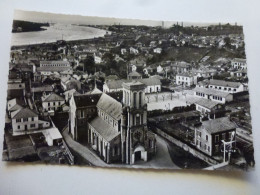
[13,9,226,28]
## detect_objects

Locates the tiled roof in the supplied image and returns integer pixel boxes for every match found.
[193,87,230,98]
[209,79,242,88]
[97,93,122,121]
[11,108,38,119]
[31,85,53,93]
[37,66,72,72]
[202,117,236,134]
[105,77,161,89]
[89,116,120,142]
[73,93,101,108]
[128,71,142,77]
[139,78,161,86]
[42,93,65,102]
[177,72,197,77]
[40,61,70,66]
[195,99,220,109]
[232,58,246,63]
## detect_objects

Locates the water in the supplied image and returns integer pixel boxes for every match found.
[11,23,109,46]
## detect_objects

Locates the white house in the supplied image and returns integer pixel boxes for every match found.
[130,47,139,55]
[153,48,162,54]
[176,72,198,87]
[208,79,245,94]
[42,93,65,112]
[11,108,50,135]
[231,58,247,70]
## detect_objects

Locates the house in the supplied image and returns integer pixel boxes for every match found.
[194,99,225,118]
[129,47,139,55]
[11,108,50,135]
[157,65,164,74]
[140,78,161,93]
[153,48,162,54]
[176,72,197,87]
[128,71,142,80]
[208,79,245,94]
[61,76,81,91]
[193,87,233,104]
[42,93,65,112]
[88,81,156,164]
[231,58,247,70]
[171,61,191,74]
[7,79,26,100]
[230,69,247,78]
[194,117,236,156]
[94,52,103,64]
[7,98,24,116]
[31,85,53,101]
[37,60,72,77]
[103,78,161,94]
[69,93,102,141]
[121,48,127,55]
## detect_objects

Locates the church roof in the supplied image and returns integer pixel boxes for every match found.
[97,93,122,121]
[73,93,101,108]
[89,116,120,142]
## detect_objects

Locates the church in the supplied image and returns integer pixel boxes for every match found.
[69,81,156,164]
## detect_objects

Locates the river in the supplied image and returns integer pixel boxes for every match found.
[11,23,109,46]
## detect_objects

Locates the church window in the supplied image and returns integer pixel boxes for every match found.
[139,92,142,107]
[133,92,137,108]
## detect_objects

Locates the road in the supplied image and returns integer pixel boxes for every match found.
[62,126,180,169]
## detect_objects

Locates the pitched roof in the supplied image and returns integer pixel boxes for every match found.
[11,108,38,119]
[73,93,101,108]
[89,116,120,142]
[195,99,220,109]
[193,87,230,98]
[209,79,242,88]
[42,93,65,102]
[202,117,236,134]
[40,61,70,66]
[177,72,197,77]
[97,93,122,121]
[128,71,142,77]
[37,66,72,72]
[139,78,161,86]
[31,85,53,93]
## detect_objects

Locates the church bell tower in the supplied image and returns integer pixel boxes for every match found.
[121,81,154,164]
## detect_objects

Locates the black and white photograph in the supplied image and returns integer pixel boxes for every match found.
[2,9,255,171]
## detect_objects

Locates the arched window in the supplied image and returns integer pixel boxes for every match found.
[133,92,137,108]
[139,92,142,108]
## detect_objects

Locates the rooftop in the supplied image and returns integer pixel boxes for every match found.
[209,79,242,88]
[97,93,122,121]
[42,93,65,102]
[202,117,236,134]
[11,108,38,119]
[89,116,120,142]
[193,87,230,98]
[195,99,220,109]
[73,93,101,108]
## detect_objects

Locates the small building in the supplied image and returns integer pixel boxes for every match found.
[194,117,236,156]
[42,127,63,146]
[171,61,191,74]
[176,72,197,87]
[11,108,50,135]
[208,79,245,94]
[153,48,162,54]
[128,71,142,80]
[193,87,233,104]
[42,93,65,112]
[61,76,81,91]
[231,58,247,70]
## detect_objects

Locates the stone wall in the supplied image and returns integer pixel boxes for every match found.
[154,127,219,165]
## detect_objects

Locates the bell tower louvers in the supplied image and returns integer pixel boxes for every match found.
[121,81,156,164]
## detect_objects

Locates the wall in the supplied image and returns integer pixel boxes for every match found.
[154,127,219,165]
